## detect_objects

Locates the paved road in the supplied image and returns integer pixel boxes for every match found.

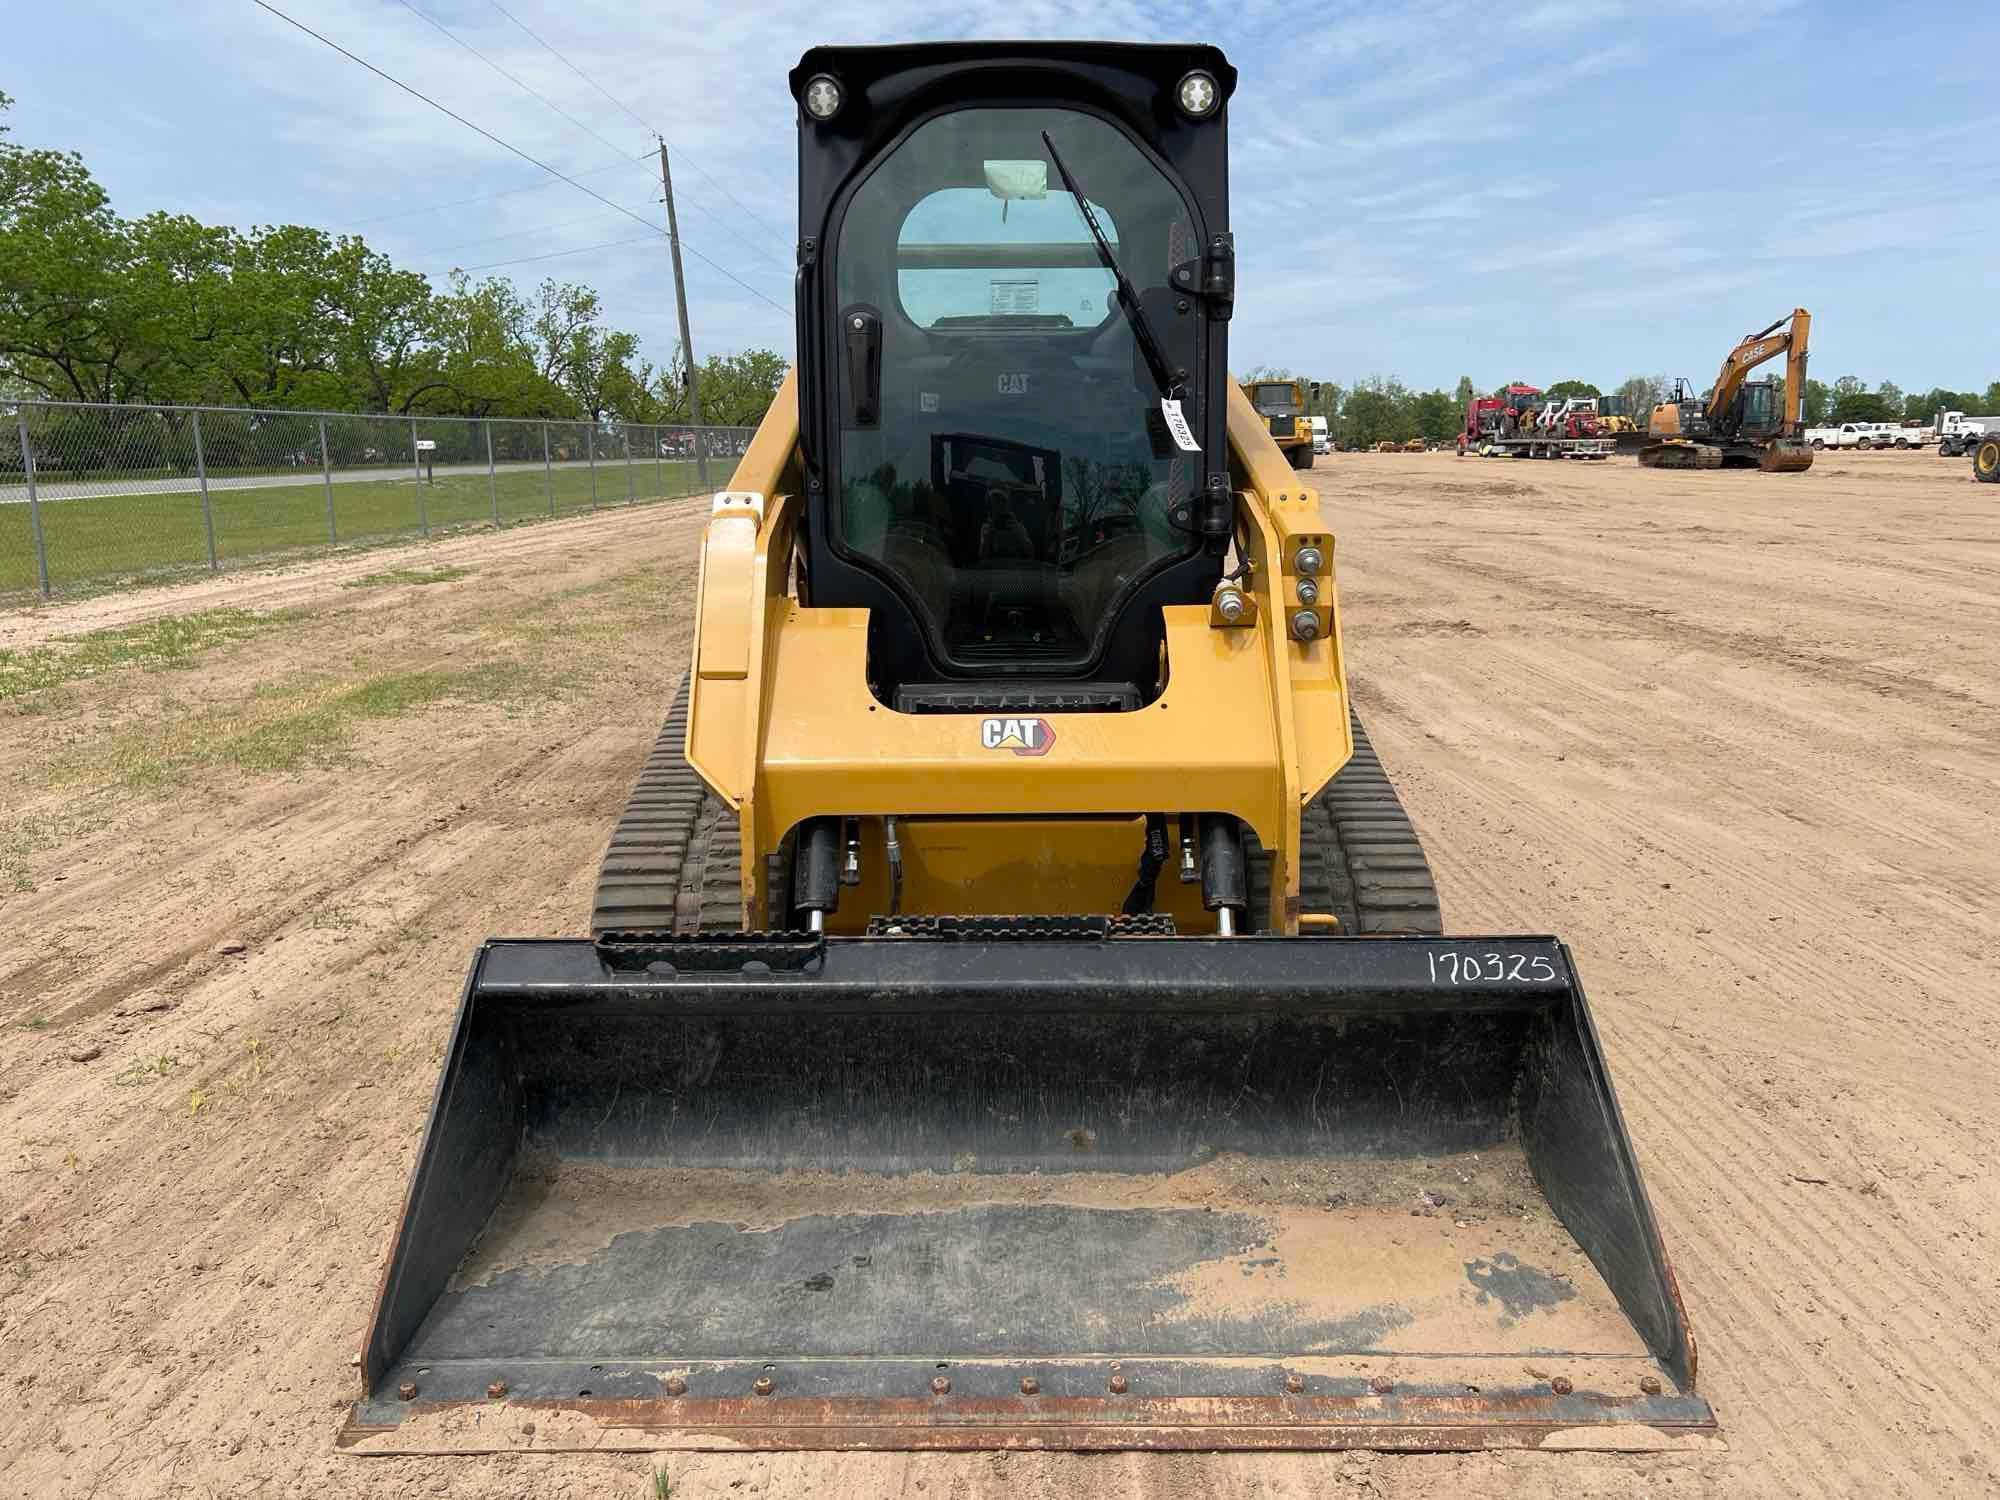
[0,455,727,504]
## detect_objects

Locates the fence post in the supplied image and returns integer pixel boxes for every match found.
[191,409,218,572]
[542,422,554,516]
[17,409,50,598]
[410,416,428,538]
[624,426,635,505]
[319,417,336,543]
[654,424,663,499]
[587,426,598,511]
[485,421,499,528]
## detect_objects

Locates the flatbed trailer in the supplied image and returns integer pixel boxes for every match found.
[1467,435,1613,460]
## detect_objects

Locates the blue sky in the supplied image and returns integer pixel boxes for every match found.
[9,0,1996,393]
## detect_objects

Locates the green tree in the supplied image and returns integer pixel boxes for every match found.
[2,92,788,421]
[1801,378,1831,425]
[1411,389,1458,442]
[428,273,561,417]
[1545,379,1602,398]
[1613,375,1666,421]
[0,91,135,401]
[1830,390,1894,423]
[1453,375,1474,407]
[1875,379,1903,413]
[1342,376,1408,446]
[684,348,791,426]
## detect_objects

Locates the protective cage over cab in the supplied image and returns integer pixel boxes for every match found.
[791,42,1240,704]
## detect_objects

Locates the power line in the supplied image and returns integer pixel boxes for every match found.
[390,0,641,165]
[484,0,793,259]
[446,234,658,273]
[403,186,784,271]
[249,0,791,318]
[346,152,650,229]
[436,231,791,312]
[413,202,652,259]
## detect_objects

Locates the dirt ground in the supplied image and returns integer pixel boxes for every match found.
[2,452,1995,1498]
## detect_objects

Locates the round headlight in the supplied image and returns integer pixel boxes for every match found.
[1176,70,1220,119]
[803,74,844,122]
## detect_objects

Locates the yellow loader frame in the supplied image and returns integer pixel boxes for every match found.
[685,377,1352,935]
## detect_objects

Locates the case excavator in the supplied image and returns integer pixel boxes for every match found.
[344,42,1718,1457]
[1640,308,1814,472]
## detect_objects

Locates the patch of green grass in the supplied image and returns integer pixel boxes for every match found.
[0,803,115,892]
[2,459,711,601]
[343,564,475,589]
[307,906,358,932]
[41,658,555,792]
[0,608,303,701]
[18,1014,49,1030]
[651,1468,672,1499]
[112,1053,178,1087]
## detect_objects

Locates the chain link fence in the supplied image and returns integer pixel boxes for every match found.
[1,399,756,599]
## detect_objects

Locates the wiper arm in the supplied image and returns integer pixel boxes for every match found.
[1041,131,1179,402]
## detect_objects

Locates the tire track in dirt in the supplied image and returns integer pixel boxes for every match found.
[0,507,704,1498]
[1335,454,2000,1498]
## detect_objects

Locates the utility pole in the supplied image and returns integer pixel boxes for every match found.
[657,136,710,488]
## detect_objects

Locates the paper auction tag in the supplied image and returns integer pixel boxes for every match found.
[1160,398,1202,453]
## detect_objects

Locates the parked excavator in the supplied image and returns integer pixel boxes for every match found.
[345,41,1716,1459]
[1640,308,1814,471]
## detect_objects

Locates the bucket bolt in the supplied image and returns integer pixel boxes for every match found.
[1551,1376,1574,1396]
[1284,1373,1305,1394]
[1639,1375,1662,1395]
[1019,1377,1040,1396]
[1108,1363,1129,1395]
[486,1380,508,1400]
[665,1376,688,1397]
[931,1375,951,1397]
[1369,1375,1394,1395]
[753,1375,775,1397]
[397,1381,418,1402]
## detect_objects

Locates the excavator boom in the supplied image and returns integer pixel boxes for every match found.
[1705,307,1810,430]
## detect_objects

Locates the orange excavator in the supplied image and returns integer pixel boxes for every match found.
[1640,308,1813,472]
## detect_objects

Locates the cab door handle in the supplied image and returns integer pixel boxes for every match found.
[843,304,881,428]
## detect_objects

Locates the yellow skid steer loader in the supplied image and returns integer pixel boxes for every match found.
[345,41,1717,1457]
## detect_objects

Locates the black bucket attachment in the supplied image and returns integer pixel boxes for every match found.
[342,934,1718,1454]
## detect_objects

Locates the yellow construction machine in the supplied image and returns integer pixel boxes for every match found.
[1640,308,1814,472]
[347,41,1716,1459]
[1243,376,1316,469]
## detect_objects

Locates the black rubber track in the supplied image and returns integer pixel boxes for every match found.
[593,684,1442,938]
[590,679,746,936]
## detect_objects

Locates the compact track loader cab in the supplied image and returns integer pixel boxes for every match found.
[347,42,1718,1459]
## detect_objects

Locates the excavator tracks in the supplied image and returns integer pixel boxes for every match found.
[593,683,1441,938]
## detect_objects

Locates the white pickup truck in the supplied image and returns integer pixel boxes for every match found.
[1805,422,1881,450]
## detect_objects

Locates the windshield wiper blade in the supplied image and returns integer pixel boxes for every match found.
[1041,131,1179,403]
